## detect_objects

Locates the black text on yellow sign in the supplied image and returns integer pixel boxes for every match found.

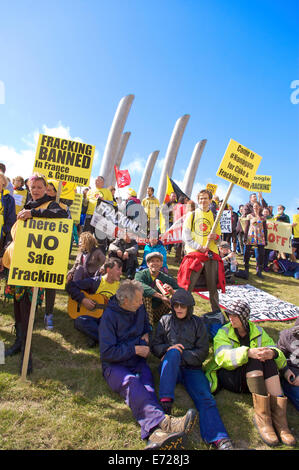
[8,218,73,289]
[217,139,262,190]
[33,134,95,187]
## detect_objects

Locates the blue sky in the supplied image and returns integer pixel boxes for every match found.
[0,0,298,215]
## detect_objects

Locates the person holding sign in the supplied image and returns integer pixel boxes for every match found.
[179,189,225,313]
[12,176,28,215]
[244,192,268,217]
[243,202,268,279]
[2,174,68,373]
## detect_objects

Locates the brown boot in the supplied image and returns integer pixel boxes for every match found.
[252,393,279,447]
[270,395,296,446]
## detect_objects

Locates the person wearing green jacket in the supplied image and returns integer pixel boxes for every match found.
[205,300,296,448]
[134,251,178,325]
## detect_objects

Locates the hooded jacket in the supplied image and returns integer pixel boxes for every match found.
[276,321,299,376]
[99,295,151,372]
[151,289,209,369]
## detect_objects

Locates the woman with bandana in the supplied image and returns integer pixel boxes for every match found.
[205,300,296,447]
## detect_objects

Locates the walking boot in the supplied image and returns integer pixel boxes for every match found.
[270,395,296,446]
[5,323,22,357]
[252,393,279,447]
[145,408,197,450]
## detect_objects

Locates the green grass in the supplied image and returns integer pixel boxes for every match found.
[0,248,298,450]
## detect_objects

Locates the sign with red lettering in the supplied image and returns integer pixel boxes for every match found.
[266,220,292,254]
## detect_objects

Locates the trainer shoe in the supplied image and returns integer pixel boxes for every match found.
[44,314,54,330]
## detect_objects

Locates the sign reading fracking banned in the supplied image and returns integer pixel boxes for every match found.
[249,175,272,193]
[217,139,262,190]
[8,218,73,289]
[33,134,95,187]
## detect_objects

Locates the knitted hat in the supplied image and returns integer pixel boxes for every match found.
[225,300,250,332]
[128,188,137,197]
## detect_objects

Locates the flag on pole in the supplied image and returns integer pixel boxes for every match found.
[114,165,131,188]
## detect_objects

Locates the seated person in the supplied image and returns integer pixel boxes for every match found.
[135,252,178,326]
[66,258,122,346]
[205,300,296,447]
[108,231,138,279]
[99,279,197,450]
[151,288,233,450]
[138,234,168,273]
[218,241,237,284]
[268,259,299,279]
[276,318,299,411]
[67,231,106,282]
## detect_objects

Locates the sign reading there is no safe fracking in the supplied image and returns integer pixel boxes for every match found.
[216,139,262,190]
[33,134,95,187]
[8,218,73,289]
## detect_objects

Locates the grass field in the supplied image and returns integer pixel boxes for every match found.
[0,247,298,451]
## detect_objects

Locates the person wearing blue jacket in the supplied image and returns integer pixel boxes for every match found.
[99,279,197,450]
[0,171,16,257]
[269,259,299,279]
[138,236,168,273]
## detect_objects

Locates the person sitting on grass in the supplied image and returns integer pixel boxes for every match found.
[135,251,178,326]
[99,279,197,450]
[138,233,168,273]
[67,231,106,283]
[108,230,139,280]
[268,259,299,280]
[205,300,296,448]
[151,288,234,450]
[66,258,122,347]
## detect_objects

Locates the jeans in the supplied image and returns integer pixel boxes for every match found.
[103,361,165,439]
[281,377,299,411]
[74,315,100,342]
[159,349,229,443]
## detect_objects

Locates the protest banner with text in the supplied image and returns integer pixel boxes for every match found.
[8,218,73,289]
[33,134,95,187]
[249,175,272,193]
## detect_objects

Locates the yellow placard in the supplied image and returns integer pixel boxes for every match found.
[33,134,95,187]
[206,183,218,196]
[293,214,299,238]
[249,175,272,193]
[69,193,83,224]
[217,139,262,190]
[8,218,73,289]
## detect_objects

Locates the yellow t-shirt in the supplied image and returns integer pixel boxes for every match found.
[95,277,119,299]
[184,209,221,255]
[86,187,113,215]
[142,197,160,219]
[293,214,299,238]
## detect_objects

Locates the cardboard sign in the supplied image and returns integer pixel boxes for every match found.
[266,220,292,254]
[33,134,95,187]
[206,183,218,196]
[220,210,232,234]
[217,139,262,190]
[69,193,83,224]
[8,218,73,289]
[249,175,272,193]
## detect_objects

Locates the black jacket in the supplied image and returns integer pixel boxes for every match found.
[151,313,209,369]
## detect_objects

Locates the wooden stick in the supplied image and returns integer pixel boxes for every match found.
[56,181,63,204]
[205,182,235,249]
[20,286,38,382]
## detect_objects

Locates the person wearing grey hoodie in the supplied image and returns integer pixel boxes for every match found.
[151,288,233,450]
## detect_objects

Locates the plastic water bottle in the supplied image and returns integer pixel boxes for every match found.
[230,254,237,273]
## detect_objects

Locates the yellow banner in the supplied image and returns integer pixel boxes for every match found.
[249,175,272,193]
[69,193,83,224]
[206,183,218,196]
[33,134,95,187]
[8,218,73,289]
[217,139,262,190]
[292,214,299,238]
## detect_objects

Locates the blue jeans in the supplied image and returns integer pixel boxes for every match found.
[74,315,100,342]
[281,377,299,411]
[159,349,229,443]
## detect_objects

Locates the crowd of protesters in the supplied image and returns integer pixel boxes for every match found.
[0,166,298,450]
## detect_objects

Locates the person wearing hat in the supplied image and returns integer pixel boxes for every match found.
[205,300,296,447]
[219,240,237,284]
[135,251,178,325]
[138,233,169,273]
[151,288,233,450]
